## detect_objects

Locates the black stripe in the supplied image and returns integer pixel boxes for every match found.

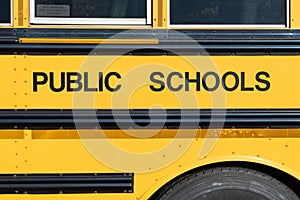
[0,173,133,194]
[2,42,300,55]
[0,29,300,55]
[1,109,300,129]
[17,29,300,39]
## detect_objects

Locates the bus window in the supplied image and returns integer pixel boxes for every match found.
[0,0,11,24]
[30,0,150,25]
[170,0,287,27]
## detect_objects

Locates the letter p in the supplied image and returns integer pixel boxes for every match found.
[33,72,48,92]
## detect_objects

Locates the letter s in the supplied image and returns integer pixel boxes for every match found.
[150,72,165,92]
[255,71,270,91]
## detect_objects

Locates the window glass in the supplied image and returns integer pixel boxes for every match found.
[0,0,11,24]
[35,0,146,18]
[170,0,286,25]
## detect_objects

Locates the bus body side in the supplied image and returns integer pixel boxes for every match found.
[0,0,299,199]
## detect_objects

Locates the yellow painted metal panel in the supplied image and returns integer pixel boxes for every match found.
[162,0,168,28]
[0,129,300,199]
[28,129,299,139]
[22,0,29,27]
[13,0,18,27]
[17,0,23,27]
[0,55,299,109]
[0,140,27,173]
[20,38,159,44]
[290,0,300,28]
[2,0,300,199]
[12,0,28,28]
[152,0,159,28]
[153,0,167,28]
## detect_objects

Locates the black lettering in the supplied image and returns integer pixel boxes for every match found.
[255,71,270,91]
[202,72,220,91]
[185,72,201,91]
[222,71,239,92]
[50,72,65,92]
[67,72,82,92]
[33,72,48,92]
[150,72,165,92]
[98,72,104,92]
[84,72,97,92]
[105,72,121,92]
[241,72,254,91]
[167,72,183,91]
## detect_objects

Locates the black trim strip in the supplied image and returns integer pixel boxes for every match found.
[1,109,300,129]
[0,29,300,55]
[0,173,133,194]
[17,29,300,39]
[2,42,300,55]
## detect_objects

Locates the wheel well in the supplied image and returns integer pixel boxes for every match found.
[149,161,300,199]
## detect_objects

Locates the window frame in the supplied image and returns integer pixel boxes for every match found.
[0,0,13,26]
[30,0,152,25]
[168,0,290,28]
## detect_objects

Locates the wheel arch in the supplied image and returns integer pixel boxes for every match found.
[148,161,300,200]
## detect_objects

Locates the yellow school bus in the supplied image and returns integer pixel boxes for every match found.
[1,0,300,199]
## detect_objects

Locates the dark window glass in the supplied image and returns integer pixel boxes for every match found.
[35,0,146,18]
[0,0,11,23]
[170,0,286,25]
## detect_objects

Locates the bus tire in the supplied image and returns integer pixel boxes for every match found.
[155,167,299,200]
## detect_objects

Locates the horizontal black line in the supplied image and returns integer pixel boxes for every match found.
[0,173,133,194]
[0,177,133,183]
[12,29,300,39]
[1,109,300,129]
[0,29,300,55]
[0,43,300,56]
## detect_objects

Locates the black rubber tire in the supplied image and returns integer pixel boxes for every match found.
[154,167,299,200]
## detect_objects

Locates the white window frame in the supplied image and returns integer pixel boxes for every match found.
[30,0,152,25]
[0,0,13,26]
[168,0,289,28]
